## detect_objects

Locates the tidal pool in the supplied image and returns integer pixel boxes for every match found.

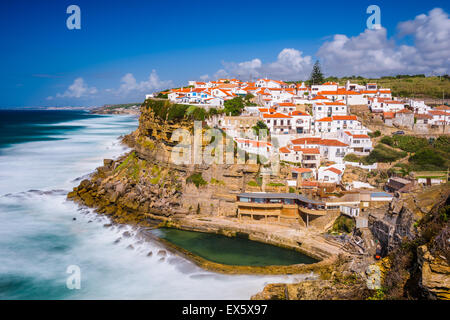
[153,228,318,266]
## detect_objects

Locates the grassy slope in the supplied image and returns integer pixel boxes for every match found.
[295,76,450,100]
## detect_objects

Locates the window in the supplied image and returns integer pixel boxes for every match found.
[239,197,250,203]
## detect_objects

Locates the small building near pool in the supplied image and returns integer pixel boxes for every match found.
[236,192,326,226]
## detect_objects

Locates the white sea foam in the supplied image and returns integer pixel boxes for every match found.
[0,114,311,299]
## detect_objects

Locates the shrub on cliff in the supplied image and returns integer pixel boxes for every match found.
[330,215,355,234]
[408,148,446,171]
[186,173,207,188]
[365,144,407,164]
[223,97,245,116]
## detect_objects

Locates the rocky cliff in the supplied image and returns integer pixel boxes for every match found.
[368,185,450,299]
[68,100,276,226]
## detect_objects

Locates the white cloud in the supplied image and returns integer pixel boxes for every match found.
[199,74,209,81]
[114,70,173,95]
[48,77,97,100]
[216,49,312,80]
[212,8,449,79]
[317,8,450,77]
[397,8,450,73]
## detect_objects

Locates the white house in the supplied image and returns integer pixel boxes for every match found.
[408,99,431,114]
[288,137,349,163]
[279,145,321,168]
[235,139,273,159]
[311,82,339,93]
[289,111,312,134]
[318,165,344,183]
[256,78,287,88]
[369,98,405,113]
[313,115,360,134]
[339,131,373,155]
[318,139,349,163]
[313,101,347,119]
[262,113,293,134]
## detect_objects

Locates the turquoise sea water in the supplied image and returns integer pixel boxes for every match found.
[0,110,313,300]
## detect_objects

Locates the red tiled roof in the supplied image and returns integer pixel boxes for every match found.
[292,167,313,173]
[319,139,349,147]
[277,103,296,107]
[332,115,357,121]
[289,111,310,116]
[235,139,272,148]
[383,112,395,119]
[326,167,342,175]
[263,113,292,119]
[396,109,413,114]
[291,137,322,145]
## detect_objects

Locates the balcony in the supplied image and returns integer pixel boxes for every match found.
[237,202,283,209]
[299,207,327,216]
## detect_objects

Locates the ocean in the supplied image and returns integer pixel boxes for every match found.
[0,109,308,299]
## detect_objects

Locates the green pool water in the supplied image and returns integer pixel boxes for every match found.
[153,228,318,266]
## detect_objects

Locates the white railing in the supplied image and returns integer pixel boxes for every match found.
[344,161,377,171]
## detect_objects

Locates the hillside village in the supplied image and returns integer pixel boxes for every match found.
[148,78,449,199]
[69,74,450,300]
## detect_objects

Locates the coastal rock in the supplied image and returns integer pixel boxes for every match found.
[418,245,450,300]
[157,250,167,257]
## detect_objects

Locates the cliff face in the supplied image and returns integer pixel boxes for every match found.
[68,102,265,225]
[368,185,450,300]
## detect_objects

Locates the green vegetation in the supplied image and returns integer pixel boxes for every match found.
[433,135,450,154]
[210,178,225,186]
[244,93,256,106]
[267,182,285,187]
[365,144,407,164]
[368,130,381,138]
[115,152,136,172]
[380,135,428,153]
[378,135,450,171]
[137,136,155,150]
[343,153,363,163]
[247,180,259,187]
[223,97,245,116]
[252,120,269,137]
[309,60,324,85]
[330,215,355,234]
[186,173,208,188]
[345,135,450,171]
[289,187,296,193]
[143,99,220,122]
[323,75,449,99]
[409,148,446,171]
[102,102,140,110]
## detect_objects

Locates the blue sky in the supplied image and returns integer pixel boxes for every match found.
[1,0,449,107]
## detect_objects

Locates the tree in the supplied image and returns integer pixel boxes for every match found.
[244,93,255,106]
[309,60,324,85]
[223,97,245,116]
[252,120,269,137]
